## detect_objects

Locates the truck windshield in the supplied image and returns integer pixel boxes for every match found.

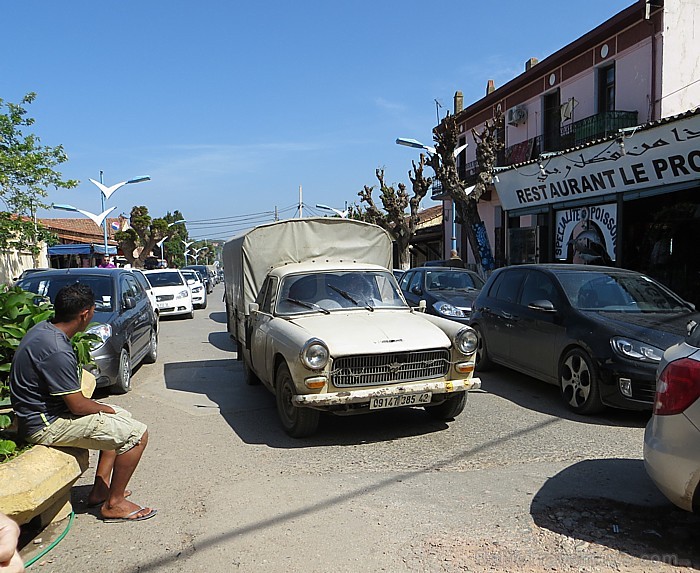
[276,271,407,315]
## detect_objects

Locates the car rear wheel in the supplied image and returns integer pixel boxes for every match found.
[559,348,603,414]
[113,348,132,394]
[275,363,319,438]
[144,329,158,364]
[425,391,466,420]
[473,325,493,371]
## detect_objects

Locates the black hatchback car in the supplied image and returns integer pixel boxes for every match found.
[17,268,158,394]
[398,266,485,324]
[469,264,700,414]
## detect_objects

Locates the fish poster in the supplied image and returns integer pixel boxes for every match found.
[554,204,617,263]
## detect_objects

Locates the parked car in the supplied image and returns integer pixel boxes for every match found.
[644,322,700,513]
[469,264,700,414]
[17,268,158,393]
[182,264,213,294]
[180,268,207,309]
[392,268,404,282]
[143,269,194,319]
[128,268,159,322]
[13,268,52,283]
[399,266,485,324]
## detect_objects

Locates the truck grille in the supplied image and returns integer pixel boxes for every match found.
[331,349,450,387]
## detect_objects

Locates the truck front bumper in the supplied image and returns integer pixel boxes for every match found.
[293,377,481,407]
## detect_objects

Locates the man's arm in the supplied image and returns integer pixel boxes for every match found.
[63,392,116,416]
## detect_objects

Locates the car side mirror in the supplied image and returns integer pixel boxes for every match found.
[528,299,556,312]
[248,302,259,316]
[417,300,427,313]
[123,296,136,310]
[411,285,423,296]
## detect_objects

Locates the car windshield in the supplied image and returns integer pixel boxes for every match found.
[18,275,115,312]
[181,271,199,284]
[146,272,184,287]
[424,270,484,291]
[556,271,690,312]
[276,271,407,315]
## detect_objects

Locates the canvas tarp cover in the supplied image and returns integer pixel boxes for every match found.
[223,217,392,316]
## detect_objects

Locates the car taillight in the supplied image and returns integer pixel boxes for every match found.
[654,358,700,415]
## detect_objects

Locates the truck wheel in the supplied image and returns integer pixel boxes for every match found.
[275,363,319,438]
[425,391,466,420]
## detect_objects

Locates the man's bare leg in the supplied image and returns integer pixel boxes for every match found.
[101,431,153,519]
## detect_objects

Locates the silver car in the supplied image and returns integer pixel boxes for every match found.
[643,321,700,512]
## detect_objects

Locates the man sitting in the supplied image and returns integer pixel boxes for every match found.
[9,284,156,522]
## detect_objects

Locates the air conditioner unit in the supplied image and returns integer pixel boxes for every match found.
[506,105,528,126]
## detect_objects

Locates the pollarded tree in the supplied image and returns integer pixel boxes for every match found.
[115,206,169,268]
[428,112,502,274]
[354,154,432,269]
[0,92,76,257]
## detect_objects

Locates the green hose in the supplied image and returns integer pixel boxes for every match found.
[25,510,74,568]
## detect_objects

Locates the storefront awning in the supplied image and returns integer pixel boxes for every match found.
[48,243,117,256]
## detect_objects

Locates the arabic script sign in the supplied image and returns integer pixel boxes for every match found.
[493,112,700,211]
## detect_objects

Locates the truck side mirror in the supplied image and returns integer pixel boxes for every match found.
[248,302,259,315]
[417,300,427,313]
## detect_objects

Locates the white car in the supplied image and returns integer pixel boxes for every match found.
[644,322,700,513]
[143,269,194,319]
[181,269,207,309]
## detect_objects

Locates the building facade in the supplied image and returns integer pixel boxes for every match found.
[442,0,700,303]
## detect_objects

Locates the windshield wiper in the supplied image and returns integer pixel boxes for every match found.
[285,298,330,315]
[327,285,374,311]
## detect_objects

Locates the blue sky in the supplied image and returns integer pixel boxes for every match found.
[6,0,633,242]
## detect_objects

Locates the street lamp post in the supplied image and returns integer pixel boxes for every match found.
[52,203,118,263]
[182,240,194,266]
[89,173,151,259]
[395,137,468,253]
[158,220,186,266]
[315,203,349,218]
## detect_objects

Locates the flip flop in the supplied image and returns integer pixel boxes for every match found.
[102,507,157,523]
[87,489,132,508]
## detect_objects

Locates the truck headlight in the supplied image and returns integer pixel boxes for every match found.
[611,337,663,362]
[455,327,478,355]
[433,301,466,318]
[300,338,329,370]
[176,289,189,299]
[86,323,112,350]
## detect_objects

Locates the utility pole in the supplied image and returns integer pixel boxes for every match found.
[274,206,278,221]
[299,185,303,218]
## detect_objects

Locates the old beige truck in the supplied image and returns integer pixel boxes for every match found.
[223,218,480,437]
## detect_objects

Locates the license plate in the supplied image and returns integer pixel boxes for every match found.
[157,302,170,309]
[369,392,432,410]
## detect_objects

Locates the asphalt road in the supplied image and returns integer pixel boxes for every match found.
[24,284,700,572]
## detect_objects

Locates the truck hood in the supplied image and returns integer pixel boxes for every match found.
[289,311,452,355]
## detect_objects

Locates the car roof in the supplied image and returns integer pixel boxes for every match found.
[17,268,124,278]
[495,264,640,275]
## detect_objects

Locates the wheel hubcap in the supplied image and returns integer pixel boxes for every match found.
[561,354,590,407]
[121,353,131,388]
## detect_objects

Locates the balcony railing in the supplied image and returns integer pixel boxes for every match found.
[439,111,639,196]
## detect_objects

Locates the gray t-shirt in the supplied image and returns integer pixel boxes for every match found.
[10,321,81,437]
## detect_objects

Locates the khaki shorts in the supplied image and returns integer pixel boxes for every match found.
[28,405,147,455]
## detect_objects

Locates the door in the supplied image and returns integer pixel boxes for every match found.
[401,271,423,308]
[250,277,277,383]
[478,269,526,364]
[120,274,151,358]
[543,89,561,152]
[508,270,563,381]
